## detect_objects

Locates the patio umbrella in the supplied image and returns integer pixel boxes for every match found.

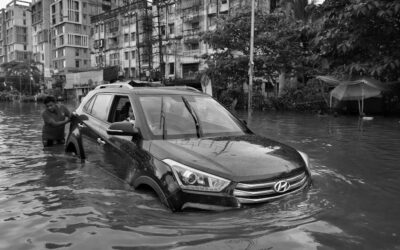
[329,78,388,115]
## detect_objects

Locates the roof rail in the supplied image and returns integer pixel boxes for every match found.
[160,86,201,92]
[95,83,134,90]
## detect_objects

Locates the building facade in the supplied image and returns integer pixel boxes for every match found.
[90,0,152,79]
[0,9,6,65]
[31,0,51,87]
[90,0,272,82]
[49,0,104,76]
[0,0,32,64]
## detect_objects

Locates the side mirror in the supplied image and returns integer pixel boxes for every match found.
[107,122,140,136]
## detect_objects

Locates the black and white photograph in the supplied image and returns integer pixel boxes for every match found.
[0,0,399,249]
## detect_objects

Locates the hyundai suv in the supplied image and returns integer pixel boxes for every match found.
[65,82,311,211]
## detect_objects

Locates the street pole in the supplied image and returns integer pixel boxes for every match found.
[19,74,22,101]
[247,0,255,120]
[157,2,164,82]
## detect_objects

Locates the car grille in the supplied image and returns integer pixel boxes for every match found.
[233,172,309,204]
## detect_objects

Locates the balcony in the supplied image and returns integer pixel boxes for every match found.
[208,3,217,15]
[220,2,229,13]
[183,14,200,24]
[182,28,200,37]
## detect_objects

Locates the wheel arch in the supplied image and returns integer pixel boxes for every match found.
[65,133,85,159]
[134,176,176,211]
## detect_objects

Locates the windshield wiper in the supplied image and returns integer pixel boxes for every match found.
[182,97,202,138]
[159,96,167,139]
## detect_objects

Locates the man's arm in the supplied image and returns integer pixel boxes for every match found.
[59,104,72,118]
[42,112,70,127]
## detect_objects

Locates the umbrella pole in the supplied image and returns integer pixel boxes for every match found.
[361,97,364,116]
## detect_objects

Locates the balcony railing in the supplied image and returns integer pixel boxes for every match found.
[182,28,200,37]
[220,3,229,12]
[208,3,217,15]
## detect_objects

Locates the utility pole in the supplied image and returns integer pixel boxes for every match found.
[157,1,164,82]
[136,11,141,79]
[128,4,132,79]
[247,0,255,120]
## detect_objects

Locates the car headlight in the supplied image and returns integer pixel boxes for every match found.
[298,151,311,174]
[163,159,230,192]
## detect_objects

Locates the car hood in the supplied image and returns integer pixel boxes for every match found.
[149,135,306,182]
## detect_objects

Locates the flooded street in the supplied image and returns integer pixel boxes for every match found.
[1,101,400,250]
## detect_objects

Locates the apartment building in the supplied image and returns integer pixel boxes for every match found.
[90,0,152,79]
[50,0,103,76]
[31,0,51,86]
[0,9,6,65]
[90,0,272,82]
[152,0,272,80]
[0,0,32,64]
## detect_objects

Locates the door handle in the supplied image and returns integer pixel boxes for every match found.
[97,138,106,145]
[78,123,85,128]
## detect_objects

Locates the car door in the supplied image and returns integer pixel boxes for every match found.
[81,93,140,183]
[105,95,141,183]
[79,93,114,165]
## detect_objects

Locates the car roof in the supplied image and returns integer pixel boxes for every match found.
[94,83,205,96]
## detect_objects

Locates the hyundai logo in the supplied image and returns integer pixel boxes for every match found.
[274,180,290,193]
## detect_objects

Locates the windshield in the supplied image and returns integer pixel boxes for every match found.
[139,95,246,138]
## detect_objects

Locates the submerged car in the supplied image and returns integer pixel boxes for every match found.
[66,82,311,211]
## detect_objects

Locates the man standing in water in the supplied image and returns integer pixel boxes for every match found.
[42,95,71,147]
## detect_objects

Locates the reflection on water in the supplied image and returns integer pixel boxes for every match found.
[1,102,399,249]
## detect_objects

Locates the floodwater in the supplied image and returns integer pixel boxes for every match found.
[1,101,399,250]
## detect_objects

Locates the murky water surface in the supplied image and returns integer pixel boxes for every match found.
[1,101,399,250]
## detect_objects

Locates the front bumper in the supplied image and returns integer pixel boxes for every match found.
[166,173,311,211]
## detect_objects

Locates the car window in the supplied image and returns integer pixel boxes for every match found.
[139,95,246,138]
[140,95,196,137]
[83,95,96,113]
[109,95,134,122]
[190,96,244,134]
[90,94,113,121]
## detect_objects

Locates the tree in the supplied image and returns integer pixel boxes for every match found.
[0,61,41,95]
[202,7,312,96]
[309,0,400,81]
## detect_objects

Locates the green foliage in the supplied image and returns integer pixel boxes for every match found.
[265,78,329,111]
[309,0,400,81]
[1,61,42,95]
[202,7,311,90]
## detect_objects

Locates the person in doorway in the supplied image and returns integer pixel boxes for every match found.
[126,105,135,125]
[42,95,71,147]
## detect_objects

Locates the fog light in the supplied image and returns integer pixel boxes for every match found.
[182,170,197,185]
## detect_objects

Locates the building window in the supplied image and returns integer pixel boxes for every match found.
[24,45,27,50]
[131,51,135,59]
[125,51,128,60]
[169,63,174,75]
[75,60,80,68]
[169,23,174,35]
[76,49,79,56]
[131,32,135,41]
[84,60,87,65]
[161,25,166,36]
[124,33,129,42]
